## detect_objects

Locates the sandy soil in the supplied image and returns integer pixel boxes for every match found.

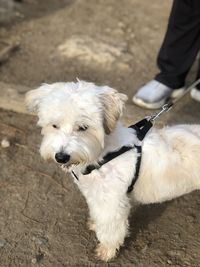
[0,0,200,266]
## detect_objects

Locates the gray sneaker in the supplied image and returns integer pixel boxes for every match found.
[132,80,185,109]
[190,87,200,102]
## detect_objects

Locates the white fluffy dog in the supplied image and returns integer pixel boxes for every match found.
[25,81,200,262]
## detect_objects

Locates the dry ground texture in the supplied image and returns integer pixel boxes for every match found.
[0,0,200,266]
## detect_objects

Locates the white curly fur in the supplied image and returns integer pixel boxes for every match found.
[25,81,200,262]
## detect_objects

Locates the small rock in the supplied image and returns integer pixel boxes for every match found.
[1,139,10,148]
[0,239,6,248]
[31,253,44,264]
[31,258,37,264]
[167,259,172,265]
[32,236,48,245]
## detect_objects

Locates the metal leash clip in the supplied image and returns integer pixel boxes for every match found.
[148,102,173,123]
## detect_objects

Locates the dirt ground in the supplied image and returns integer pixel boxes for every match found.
[0,0,200,266]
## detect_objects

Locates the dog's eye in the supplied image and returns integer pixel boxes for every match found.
[77,125,88,131]
[52,124,59,129]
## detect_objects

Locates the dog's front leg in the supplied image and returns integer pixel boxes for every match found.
[89,196,130,262]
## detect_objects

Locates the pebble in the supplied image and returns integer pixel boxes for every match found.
[31,253,44,264]
[167,259,172,264]
[32,236,48,245]
[31,258,37,264]
[0,239,7,248]
[1,139,10,148]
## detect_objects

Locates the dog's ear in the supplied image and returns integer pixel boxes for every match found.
[99,87,128,134]
[25,84,52,113]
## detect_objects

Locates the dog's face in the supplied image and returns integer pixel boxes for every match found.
[25,81,127,168]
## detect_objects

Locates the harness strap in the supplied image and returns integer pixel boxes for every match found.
[83,145,134,175]
[127,145,142,193]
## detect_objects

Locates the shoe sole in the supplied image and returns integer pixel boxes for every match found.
[132,87,185,109]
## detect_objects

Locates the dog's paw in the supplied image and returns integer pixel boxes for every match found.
[87,219,96,232]
[95,243,117,262]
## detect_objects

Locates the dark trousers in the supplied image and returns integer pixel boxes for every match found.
[155,0,200,89]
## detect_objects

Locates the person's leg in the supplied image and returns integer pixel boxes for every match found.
[155,0,200,88]
[191,57,200,101]
[133,0,200,109]
[196,58,200,89]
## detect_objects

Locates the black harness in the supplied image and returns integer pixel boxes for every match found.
[71,118,153,193]
[127,118,153,192]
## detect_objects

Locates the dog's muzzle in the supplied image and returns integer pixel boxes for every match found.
[55,152,70,164]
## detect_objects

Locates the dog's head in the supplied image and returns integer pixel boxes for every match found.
[25,81,127,168]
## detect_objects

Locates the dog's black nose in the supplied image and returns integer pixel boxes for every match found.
[55,152,70,163]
